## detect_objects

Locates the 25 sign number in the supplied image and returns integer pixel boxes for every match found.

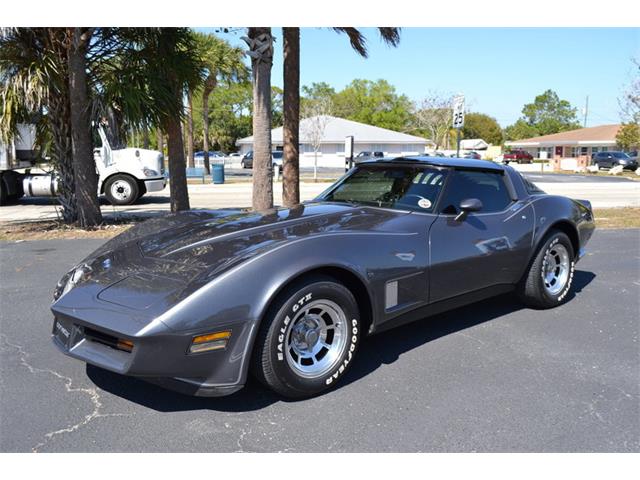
[453,112,464,128]
[452,96,465,129]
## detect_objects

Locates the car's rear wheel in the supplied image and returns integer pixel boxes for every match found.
[517,230,575,309]
[251,275,361,398]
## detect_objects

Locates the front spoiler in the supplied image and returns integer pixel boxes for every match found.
[143,377,244,397]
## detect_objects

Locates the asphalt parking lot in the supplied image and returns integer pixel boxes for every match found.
[0,229,638,452]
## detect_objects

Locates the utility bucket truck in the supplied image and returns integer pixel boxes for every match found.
[0,123,166,206]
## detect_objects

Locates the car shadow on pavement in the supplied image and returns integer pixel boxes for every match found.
[87,269,595,412]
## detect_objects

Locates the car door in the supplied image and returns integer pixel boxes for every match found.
[428,169,534,303]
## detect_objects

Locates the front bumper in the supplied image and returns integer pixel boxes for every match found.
[144,177,166,192]
[51,311,252,397]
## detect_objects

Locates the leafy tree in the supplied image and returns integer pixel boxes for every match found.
[332,79,412,132]
[193,32,248,173]
[301,82,336,109]
[410,92,453,149]
[1,28,77,221]
[462,112,503,145]
[616,122,640,151]
[619,57,639,123]
[113,28,204,212]
[504,119,539,141]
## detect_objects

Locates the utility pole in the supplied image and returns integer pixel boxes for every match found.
[583,95,589,128]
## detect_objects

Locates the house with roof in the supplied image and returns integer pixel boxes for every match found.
[236,115,430,167]
[505,124,622,159]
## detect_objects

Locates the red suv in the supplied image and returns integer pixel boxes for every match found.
[503,150,534,164]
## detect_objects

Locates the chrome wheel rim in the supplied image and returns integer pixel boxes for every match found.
[285,299,348,378]
[542,243,570,295]
[111,180,132,201]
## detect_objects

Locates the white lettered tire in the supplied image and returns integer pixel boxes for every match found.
[251,275,361,398]
[517,230,576,309]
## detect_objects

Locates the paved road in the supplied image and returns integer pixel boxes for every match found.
[1,230,638,452]
[1,173,639,223]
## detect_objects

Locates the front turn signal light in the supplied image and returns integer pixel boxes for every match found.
[116,339,134,353]
[189,330,231,354]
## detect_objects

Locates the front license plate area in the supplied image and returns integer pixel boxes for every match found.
[53,318,75,348]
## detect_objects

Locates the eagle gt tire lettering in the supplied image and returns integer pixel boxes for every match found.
[252,274,361,398]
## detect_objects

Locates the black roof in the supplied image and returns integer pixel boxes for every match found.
[359,155,505,172]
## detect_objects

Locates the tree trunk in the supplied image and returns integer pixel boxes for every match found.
[163,115,190,212]
[248,27,273,211]
[186,90,195,168]
[44,28,76,223]
[282,27,300,207]
[68,28,102,227]
[202,76,216,175]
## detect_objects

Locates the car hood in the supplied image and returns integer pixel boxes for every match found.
[54,202,410,319]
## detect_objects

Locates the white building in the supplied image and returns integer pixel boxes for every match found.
[236,115,430,168]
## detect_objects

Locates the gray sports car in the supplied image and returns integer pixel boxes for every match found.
[51,157,595,399]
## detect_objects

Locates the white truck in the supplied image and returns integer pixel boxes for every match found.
[0,123,166,206]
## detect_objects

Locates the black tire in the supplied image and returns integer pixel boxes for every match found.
[104,174,139,205]
[251,275,361,399]
[517,230,575,309]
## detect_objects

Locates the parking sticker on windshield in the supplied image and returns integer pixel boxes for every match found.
[418,198,432,209]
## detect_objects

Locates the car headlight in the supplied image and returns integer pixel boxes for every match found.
[143,167,159,177]
[53,264,92,301]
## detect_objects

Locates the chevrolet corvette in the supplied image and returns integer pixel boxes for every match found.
[51,157,595,398]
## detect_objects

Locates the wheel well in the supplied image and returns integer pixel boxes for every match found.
[546,220,580,256]
[100,172,138,194]
[264,266,374,336]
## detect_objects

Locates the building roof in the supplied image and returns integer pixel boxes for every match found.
[505,124,621,147]
[460,138,489,150]
[237,115,429,145]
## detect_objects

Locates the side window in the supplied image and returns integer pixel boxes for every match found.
[440,170,512,214]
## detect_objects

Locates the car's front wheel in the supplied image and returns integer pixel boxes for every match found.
[517,230,575,309]
[252,275,361,398]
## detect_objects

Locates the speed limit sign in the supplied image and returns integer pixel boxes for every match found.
[452,95,465,129]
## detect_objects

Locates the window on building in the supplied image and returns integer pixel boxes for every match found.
[580,147,588,156]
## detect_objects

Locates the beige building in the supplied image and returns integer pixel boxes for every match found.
[505,124,621,159]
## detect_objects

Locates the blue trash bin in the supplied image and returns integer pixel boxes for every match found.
[212,163,225,184]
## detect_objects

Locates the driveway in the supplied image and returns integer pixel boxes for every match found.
[1,229,638,452]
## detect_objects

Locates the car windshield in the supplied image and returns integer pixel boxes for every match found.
[272,152,283,159]
[612,152,630,159]
[320,164,448,212]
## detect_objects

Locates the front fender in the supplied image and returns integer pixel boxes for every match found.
[155,230,425,386]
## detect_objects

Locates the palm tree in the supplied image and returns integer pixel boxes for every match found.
[0,28,77,222]
[194,32,247,174]
[280,28,401,208]
[282,27,300,207]
[244,27,274,211]
[109,28,204,212]
[67,27,103,227]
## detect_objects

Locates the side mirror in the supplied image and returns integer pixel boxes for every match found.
[455,198,483,222]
